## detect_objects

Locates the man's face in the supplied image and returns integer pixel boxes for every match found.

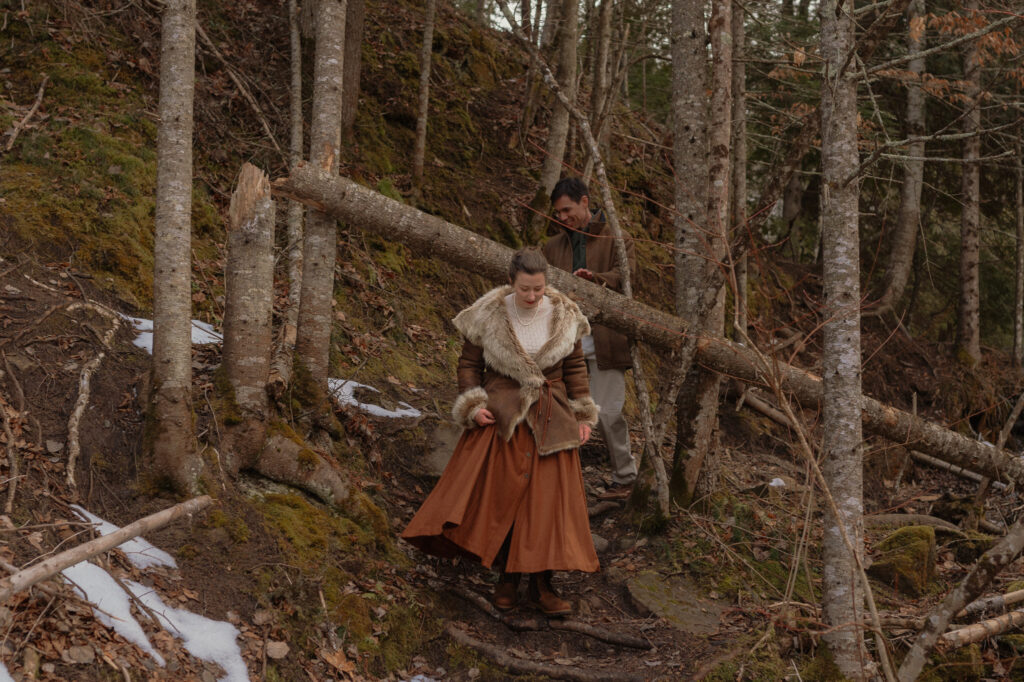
[552,195,590,232]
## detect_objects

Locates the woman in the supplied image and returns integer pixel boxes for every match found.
[402,248,600,615]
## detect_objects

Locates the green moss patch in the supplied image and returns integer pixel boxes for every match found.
[867,525,937,597]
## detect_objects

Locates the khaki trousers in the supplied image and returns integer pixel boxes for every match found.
[586,359,636,485]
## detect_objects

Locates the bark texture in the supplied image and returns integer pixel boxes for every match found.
[819,0,869,674]
[295,0,347,389]
[730,0,747,341]
[412,0,438,194]
[957,0,982,365]
[274,167,1024,488]
[1014,115,1023,366]
[151,0,198,491]
[877,0,926,313]
[224,164,275,417]
[341,0,365,137]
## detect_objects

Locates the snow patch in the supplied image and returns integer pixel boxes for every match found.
[0,662,15,682]
[769,477,786,487]
[328,378,421,419]
[61,562,165,665]
[70,505,177,570]
[126,580,247,682]
[119,315,222,354]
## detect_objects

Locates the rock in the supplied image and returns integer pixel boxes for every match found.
[46,440,64,454]
[591,532,609,553]
[949,530,997,564]
[66,645,95,664]
[23,647,40,676]
[422,422,464,476]
[626,571,726,635]
[265,640,290,659]
[866,525,936,597]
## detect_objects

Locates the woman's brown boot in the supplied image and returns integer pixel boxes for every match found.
[527,571,572,616]
[492,572,520,612]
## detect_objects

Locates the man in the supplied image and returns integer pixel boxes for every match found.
[542,177,637,500]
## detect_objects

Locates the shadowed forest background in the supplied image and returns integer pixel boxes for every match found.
[0,0,1023,680]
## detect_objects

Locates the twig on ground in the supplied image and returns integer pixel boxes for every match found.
[957,587,1024,620]
[4,75,48,152]
[0,393,18,515]
[0,303,63,351]
[942,609,1024,649]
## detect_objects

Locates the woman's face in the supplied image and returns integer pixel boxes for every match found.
[511,271,546,308]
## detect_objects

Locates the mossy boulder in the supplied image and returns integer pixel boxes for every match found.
[867,525,936,596]
[949,530,997,564]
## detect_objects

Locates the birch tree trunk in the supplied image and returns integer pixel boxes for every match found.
[957,0,982,365]
[877,0,926,314]
[819,0,870,675]
[681,0,732,502]
[730,0,747,342]
[151,0,198,491]
[295,0,347,390]
[223,165,275,413]
[1013,112,1023,366]
[412,0,438,197]
[341,0,365,137]
[223,164,275,472]
[537,0,578,198]
[281,0,304,357]
[582,0,612,182]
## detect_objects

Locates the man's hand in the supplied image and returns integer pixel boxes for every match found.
[473,408,495,426]
[573,268,594,281]
[579,423,592,444]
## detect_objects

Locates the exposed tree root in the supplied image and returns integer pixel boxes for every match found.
[64,303,120,488]
[448,583,651,650]
[256,432,348,506]
[863,513,965,536]
[446,623,648,682]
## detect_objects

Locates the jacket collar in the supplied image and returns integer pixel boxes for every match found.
[452,285,590,388]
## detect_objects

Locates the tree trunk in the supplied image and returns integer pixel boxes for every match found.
[540,0,561,52]
[877,0,926,314]
[295,0,347,390]
[1014,113,1023,366]
[588,0,612,160]
[730,0,747,342]
[412,0,438,197]
[819,0,870,675]
[341,0,365,138]
[151,0,198,492]
[536,0,578,199]
[274,167,1024,488]
[222,164,275,473]
[957,0,982,365]
[271,0,305,397]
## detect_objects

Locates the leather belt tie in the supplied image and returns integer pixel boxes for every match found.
[533,378,560,453]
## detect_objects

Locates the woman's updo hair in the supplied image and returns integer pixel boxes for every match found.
[508,247,548,282]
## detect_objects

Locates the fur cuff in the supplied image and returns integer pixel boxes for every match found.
[452,387,489,428]
[570,397,600,426]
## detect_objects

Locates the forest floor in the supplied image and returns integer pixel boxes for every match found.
[6,247,1024,681]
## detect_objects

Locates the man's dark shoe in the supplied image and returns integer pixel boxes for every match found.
[492,572,520,612]
[597,482,632,501]
[528,572,572,617]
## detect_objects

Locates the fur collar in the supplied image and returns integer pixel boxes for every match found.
[452,286,590,388]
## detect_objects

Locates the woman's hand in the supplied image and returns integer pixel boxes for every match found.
[473,408,496,426]
[579,423,592,444]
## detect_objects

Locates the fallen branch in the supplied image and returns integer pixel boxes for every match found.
[447,584,650,650]
[975,388,1024,502]
[957,587,1024,620]
[0,393,18,515]
[5,75,48,152]
[0,495,212,604]
[863,514,964,535]
[588,500,620,518]
[64,303,120,488]
[737,389,792,429]
[446,623,647,682]
[897,516,1024,681]
[941,609,1024,649]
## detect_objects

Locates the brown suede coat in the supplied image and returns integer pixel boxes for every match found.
[542,217,636,370]
[450,286,599,456]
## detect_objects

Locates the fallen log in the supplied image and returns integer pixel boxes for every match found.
[272,167,1024,489]
[941,609,1024,649]
[0,496,212,605]
[957,587,1024,620]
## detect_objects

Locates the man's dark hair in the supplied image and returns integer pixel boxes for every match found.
[550,177,589,204]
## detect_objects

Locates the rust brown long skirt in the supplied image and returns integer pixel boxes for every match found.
[401,423,599,574]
